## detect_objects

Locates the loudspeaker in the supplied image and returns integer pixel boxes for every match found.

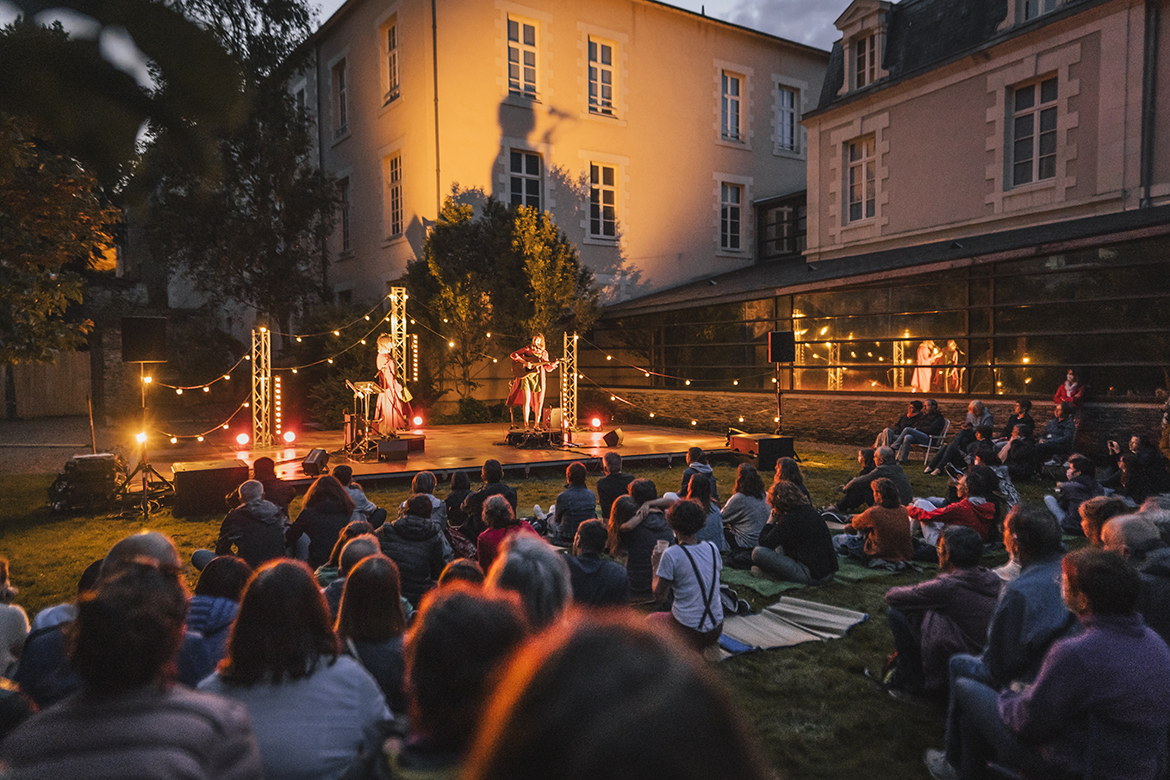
[121,317,168,363]
[602,428,623,448]
[768,331,796,363]
[542,407,563,429]
[172,459,249,516]
[729,434,796,472]
[378,438,409,461]
[302,448,330,476]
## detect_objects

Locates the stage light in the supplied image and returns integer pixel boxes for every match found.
[236,433,249,445]
[412,415,423,426]
[260,327,267,333]
[143,376,152,384]
[283,431,297,443]
[176,388,183,395]
[591,417,601,428]
[136,432,147,444]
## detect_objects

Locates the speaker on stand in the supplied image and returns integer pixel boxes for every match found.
[767,331,795,434]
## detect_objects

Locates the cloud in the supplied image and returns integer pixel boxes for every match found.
[718,0,843,50]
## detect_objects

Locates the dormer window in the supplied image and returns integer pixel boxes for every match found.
[1021,0,1057,21]
[833,1,891,96]
[855,33,877,89]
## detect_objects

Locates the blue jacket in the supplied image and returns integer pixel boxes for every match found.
[552,485,597,543]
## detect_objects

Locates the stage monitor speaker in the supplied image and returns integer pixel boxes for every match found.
[729,434,796,473]
[302,448,330,476]
[378,439,409,462]
[602,428,624,448]
[121,317,168,363]
[172,459,249,516]
[768,331,796,363]
[542,407,563,430]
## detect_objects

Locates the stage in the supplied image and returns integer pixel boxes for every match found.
[149,423,733,489]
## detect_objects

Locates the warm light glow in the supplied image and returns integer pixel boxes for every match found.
[738,416,744,423]
[224,375,230,380]
[486,333,491,338]
[492,358,498,363]
[733,380,738,386]
[296,337,302,342]
[365,315,370,321]
[260,327,267,333]
[203,386,210,392]
[170,437,177,444]
[820,327,828,335]
[1023,357,1030,363]
[135,432,147,444]
[685,380,691,386]
[143,376,152,384]
[361,340,366,345]
[443,318,448,323]
[610,396,615,401]
[222,424,229,430]
[448,341,455,348]
[591,417,601,428]
[236,433,250,445]
[772,378,777,384]
[283,431,296,443]
[412,416,423,426]
[327,359,334,364]
[333,330,340,336]
[176,388,183,395]
[606,355,612,361]
[649,412,655,418]
[197,436,204,442]
[292,369,298,374]
[691,420,697,426]
[244,402,250,408]
[645,372,650,378]
[774,417,780,423]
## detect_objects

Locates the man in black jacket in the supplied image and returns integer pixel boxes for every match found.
[890,399,947,465]
[566,520,629,607]
[377,495,449,606]
[875,400,922,449]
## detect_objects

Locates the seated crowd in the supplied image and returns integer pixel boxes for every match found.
[2,406,1170,780]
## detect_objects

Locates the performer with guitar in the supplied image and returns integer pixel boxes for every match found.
[507,333,558,429]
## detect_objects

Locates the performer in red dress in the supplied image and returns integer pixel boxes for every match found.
[507,334,557,429]
[375,334,411,435]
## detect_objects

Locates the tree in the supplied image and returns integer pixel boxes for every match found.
[514,206,599,338]
[0,116,119,363]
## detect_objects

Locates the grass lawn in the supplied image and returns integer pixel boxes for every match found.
[0,445,1055,780]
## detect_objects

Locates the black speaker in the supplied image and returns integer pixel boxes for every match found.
[302,448,330,476]
[172,459,249,516]
[377,439,409,462]
[602,428,623,448]
[729,434,796,472]
[121,317,168,363]
[768,331,796,363]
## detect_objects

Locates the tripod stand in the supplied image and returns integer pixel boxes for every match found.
[116,363,174,518]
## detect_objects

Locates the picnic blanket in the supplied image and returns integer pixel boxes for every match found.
[722,556,925,597]
[719,597,868,659]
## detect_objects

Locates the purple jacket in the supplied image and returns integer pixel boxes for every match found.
[999,613,1170,780]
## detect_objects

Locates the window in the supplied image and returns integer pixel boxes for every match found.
[777,86,799,152]
[758,196,806,260]
[333,59,348,136]
[385,21,400,103]
[1021,0,1057,21]
[589,38,614,115]
[721,183,743,251]
[589,163,617,239]
[508,17,537,97]
[847,135,876,222]
[721,71,742,141]
[510,151,541,210]
[855,34,876,89]
[386,155,403,237]
[339,178,351,252]
[1010,76,1058,187]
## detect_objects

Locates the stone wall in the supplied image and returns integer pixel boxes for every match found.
[598,388,1163,454]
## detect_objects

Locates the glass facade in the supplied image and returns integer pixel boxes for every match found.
[587,236,1170,399]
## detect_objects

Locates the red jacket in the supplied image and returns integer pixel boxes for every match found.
[908,498,997,540]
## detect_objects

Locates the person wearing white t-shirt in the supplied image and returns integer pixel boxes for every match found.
[649,499,723,653]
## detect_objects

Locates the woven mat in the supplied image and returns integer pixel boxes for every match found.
[719,596,868,659]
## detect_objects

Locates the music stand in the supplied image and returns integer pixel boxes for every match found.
[346,380,381,459]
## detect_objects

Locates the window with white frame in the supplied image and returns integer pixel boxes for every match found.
[510,151,541,210]
[589,163,617,239]
[847,135,876,222]
[333,59,348,136]
[385,155,403,237]
[507,17,538,98]
[385,20,400,103]
[721,71,742,141]
[854,34,877,89]
[589,38,615,115]
[339,178,351,251]
[1020,0,1057,21]
[777,86,799,152]
[721,183,743,251]
[1010,76,1058,187]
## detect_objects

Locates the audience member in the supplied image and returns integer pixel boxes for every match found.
[0,561,263,780]
[875,400,923,449]
[680,447,719,502]
[186,554,252,670]
[29,558,101,632]
[333,465,387,528]
[1035,401,1077,466]
[686,472,728,552]
[1077,495,1130,547]
[611,481,676,601]
[227,456,296,519]
[394,586,528,775]
[549,462,597,544]
[336,554,408,714]
[908,470,998,545]
[198,560,391,780]
[752,480,838,585]
[596,451,636,520]
[1144,495,1170,543]
[649,500,724,653]
[997,422,1038,481]
[314,520,376,586]
[476,494,539,575]
[461,460,518,534]
[0,560,27,677]
[286,475,356,569]
[1043,453,1104,535]
[397,470,445,527]
[720,463,771,563]
[832,446,913,514]
[463,612,772,780]
[376,494,449,607]
[833,478,913,564]
[566,519,629,607]
[774,457,811,501]
[1114,452,1153,506]
[891,399,947,465]
[438,558,484,588]
[486,534,571,630]
[884,526,1001,699]
[444,471,475,538]
[998,399,1034,442]
[929,548,1170,780]
[323,535,380,617]
[215,479,287,569]
[1053,367,1086,409]
[927,401,993,476]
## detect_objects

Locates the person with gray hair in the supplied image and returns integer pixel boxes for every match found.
[486,535,571,631]
[214,480,287,570]
[323,535,381,618]
[1102,512,1170,645]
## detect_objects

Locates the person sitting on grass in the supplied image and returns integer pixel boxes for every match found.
[680,447,719,503]
[215,479,287,570]
[566,519,629,608]
[596,451,636,521]
[720,463,771,565]
[314,520,376,586]
[751,480,838,585]
[376,495,450,608]
[832,478,913,565]
[323,535,380,618]
[773,457,811,501]
[1077,495,1131,548]
[486,535,571,632]
[1036,401,1077,467]
[649,499,724,654]
[286,475,356,569]
[475,495,538,575]
[908,469,998,546]
[336,554,409,715]
[335,464,387,528]
[185,554,253,672]
[549,461,597,545]
[1043,454,1104,536]
[884,526,1001,701]
[830,446,913,515]
[461,459,519,536]
[685,473,728,552]
[926,548,1170,780]
[1101,514,1170,645]
[609,483,676,602]
[998,423,1038,482]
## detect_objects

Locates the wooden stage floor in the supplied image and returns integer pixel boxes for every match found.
[151,423,731,488]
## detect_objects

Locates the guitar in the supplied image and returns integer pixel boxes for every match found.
[510,354,561,379]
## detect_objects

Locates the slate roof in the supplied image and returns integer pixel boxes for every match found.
[812,0,1107,115]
